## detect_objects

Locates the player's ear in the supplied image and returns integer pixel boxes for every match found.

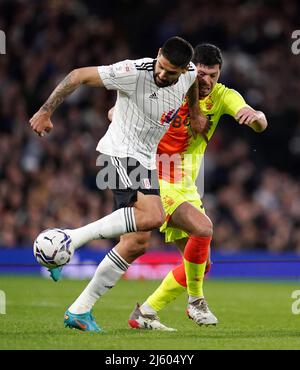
[157,48,162,58]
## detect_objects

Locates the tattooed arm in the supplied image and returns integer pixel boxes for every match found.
[186,79,209,142]
[30,67,103,136]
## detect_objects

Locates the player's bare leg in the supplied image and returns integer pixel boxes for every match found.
[170,201,212,236]
[125,237,178,331]
[113,192,165,260]
[48,192,164,281]
[65,192,164,248]
[138,202,218,328]
[166,202,217,325]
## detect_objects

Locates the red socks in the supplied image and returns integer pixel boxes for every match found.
[172,236,212,286]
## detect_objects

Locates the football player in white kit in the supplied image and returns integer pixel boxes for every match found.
[30,36,209,332]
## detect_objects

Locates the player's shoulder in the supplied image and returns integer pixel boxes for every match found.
[213,82,244,99]
[106,59,138,77]
[178,61,196,85]
[184,61,196,79]
[187,61,196,73]
[212,82,227,95]
[134,57,155,71]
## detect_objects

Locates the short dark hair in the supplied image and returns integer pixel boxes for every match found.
[193,43,222,68]
[161,36,194,68]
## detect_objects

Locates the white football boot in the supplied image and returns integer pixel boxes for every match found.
[187,298,218,326]
[128,303,177,332]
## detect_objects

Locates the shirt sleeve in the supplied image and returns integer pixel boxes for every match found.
[98,59,137,95]
[222,88,250,118]
[187,61,197,88]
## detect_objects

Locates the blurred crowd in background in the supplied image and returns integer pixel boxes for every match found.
[0,0,299,253]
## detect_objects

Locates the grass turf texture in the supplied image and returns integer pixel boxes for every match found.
[0,276,299,350]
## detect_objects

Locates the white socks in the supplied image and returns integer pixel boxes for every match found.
[140,302,157,316]
[188,295,204,304]
[68,248,130,314]
[67,207,137,249]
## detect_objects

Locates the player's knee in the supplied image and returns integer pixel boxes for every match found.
[202,223,213,237]
[139,210,165,230]
[194,219,213,237]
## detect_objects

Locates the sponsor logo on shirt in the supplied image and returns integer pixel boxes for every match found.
[205,96,214,110]
[160,108,180,125]
[109,66,116,78]
[149,92,158,99]
[142,178,151,189]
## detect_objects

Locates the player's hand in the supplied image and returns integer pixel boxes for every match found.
[236,107,261,126]
[189,114,210,143]
[29,110,53,137]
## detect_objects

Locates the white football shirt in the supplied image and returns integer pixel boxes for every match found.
[97,57,196,169]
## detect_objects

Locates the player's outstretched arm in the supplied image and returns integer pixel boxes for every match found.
[236,107,268,133]
[29,67,103,136]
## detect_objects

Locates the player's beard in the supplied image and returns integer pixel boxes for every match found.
[154,74,175,88]
[199,84,212,98]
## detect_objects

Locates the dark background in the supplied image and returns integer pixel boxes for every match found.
[0,0,299,253]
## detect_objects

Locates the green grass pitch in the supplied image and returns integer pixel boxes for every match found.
[0,276,300,350]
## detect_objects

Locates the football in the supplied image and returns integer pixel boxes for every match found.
[33,229,74,268]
